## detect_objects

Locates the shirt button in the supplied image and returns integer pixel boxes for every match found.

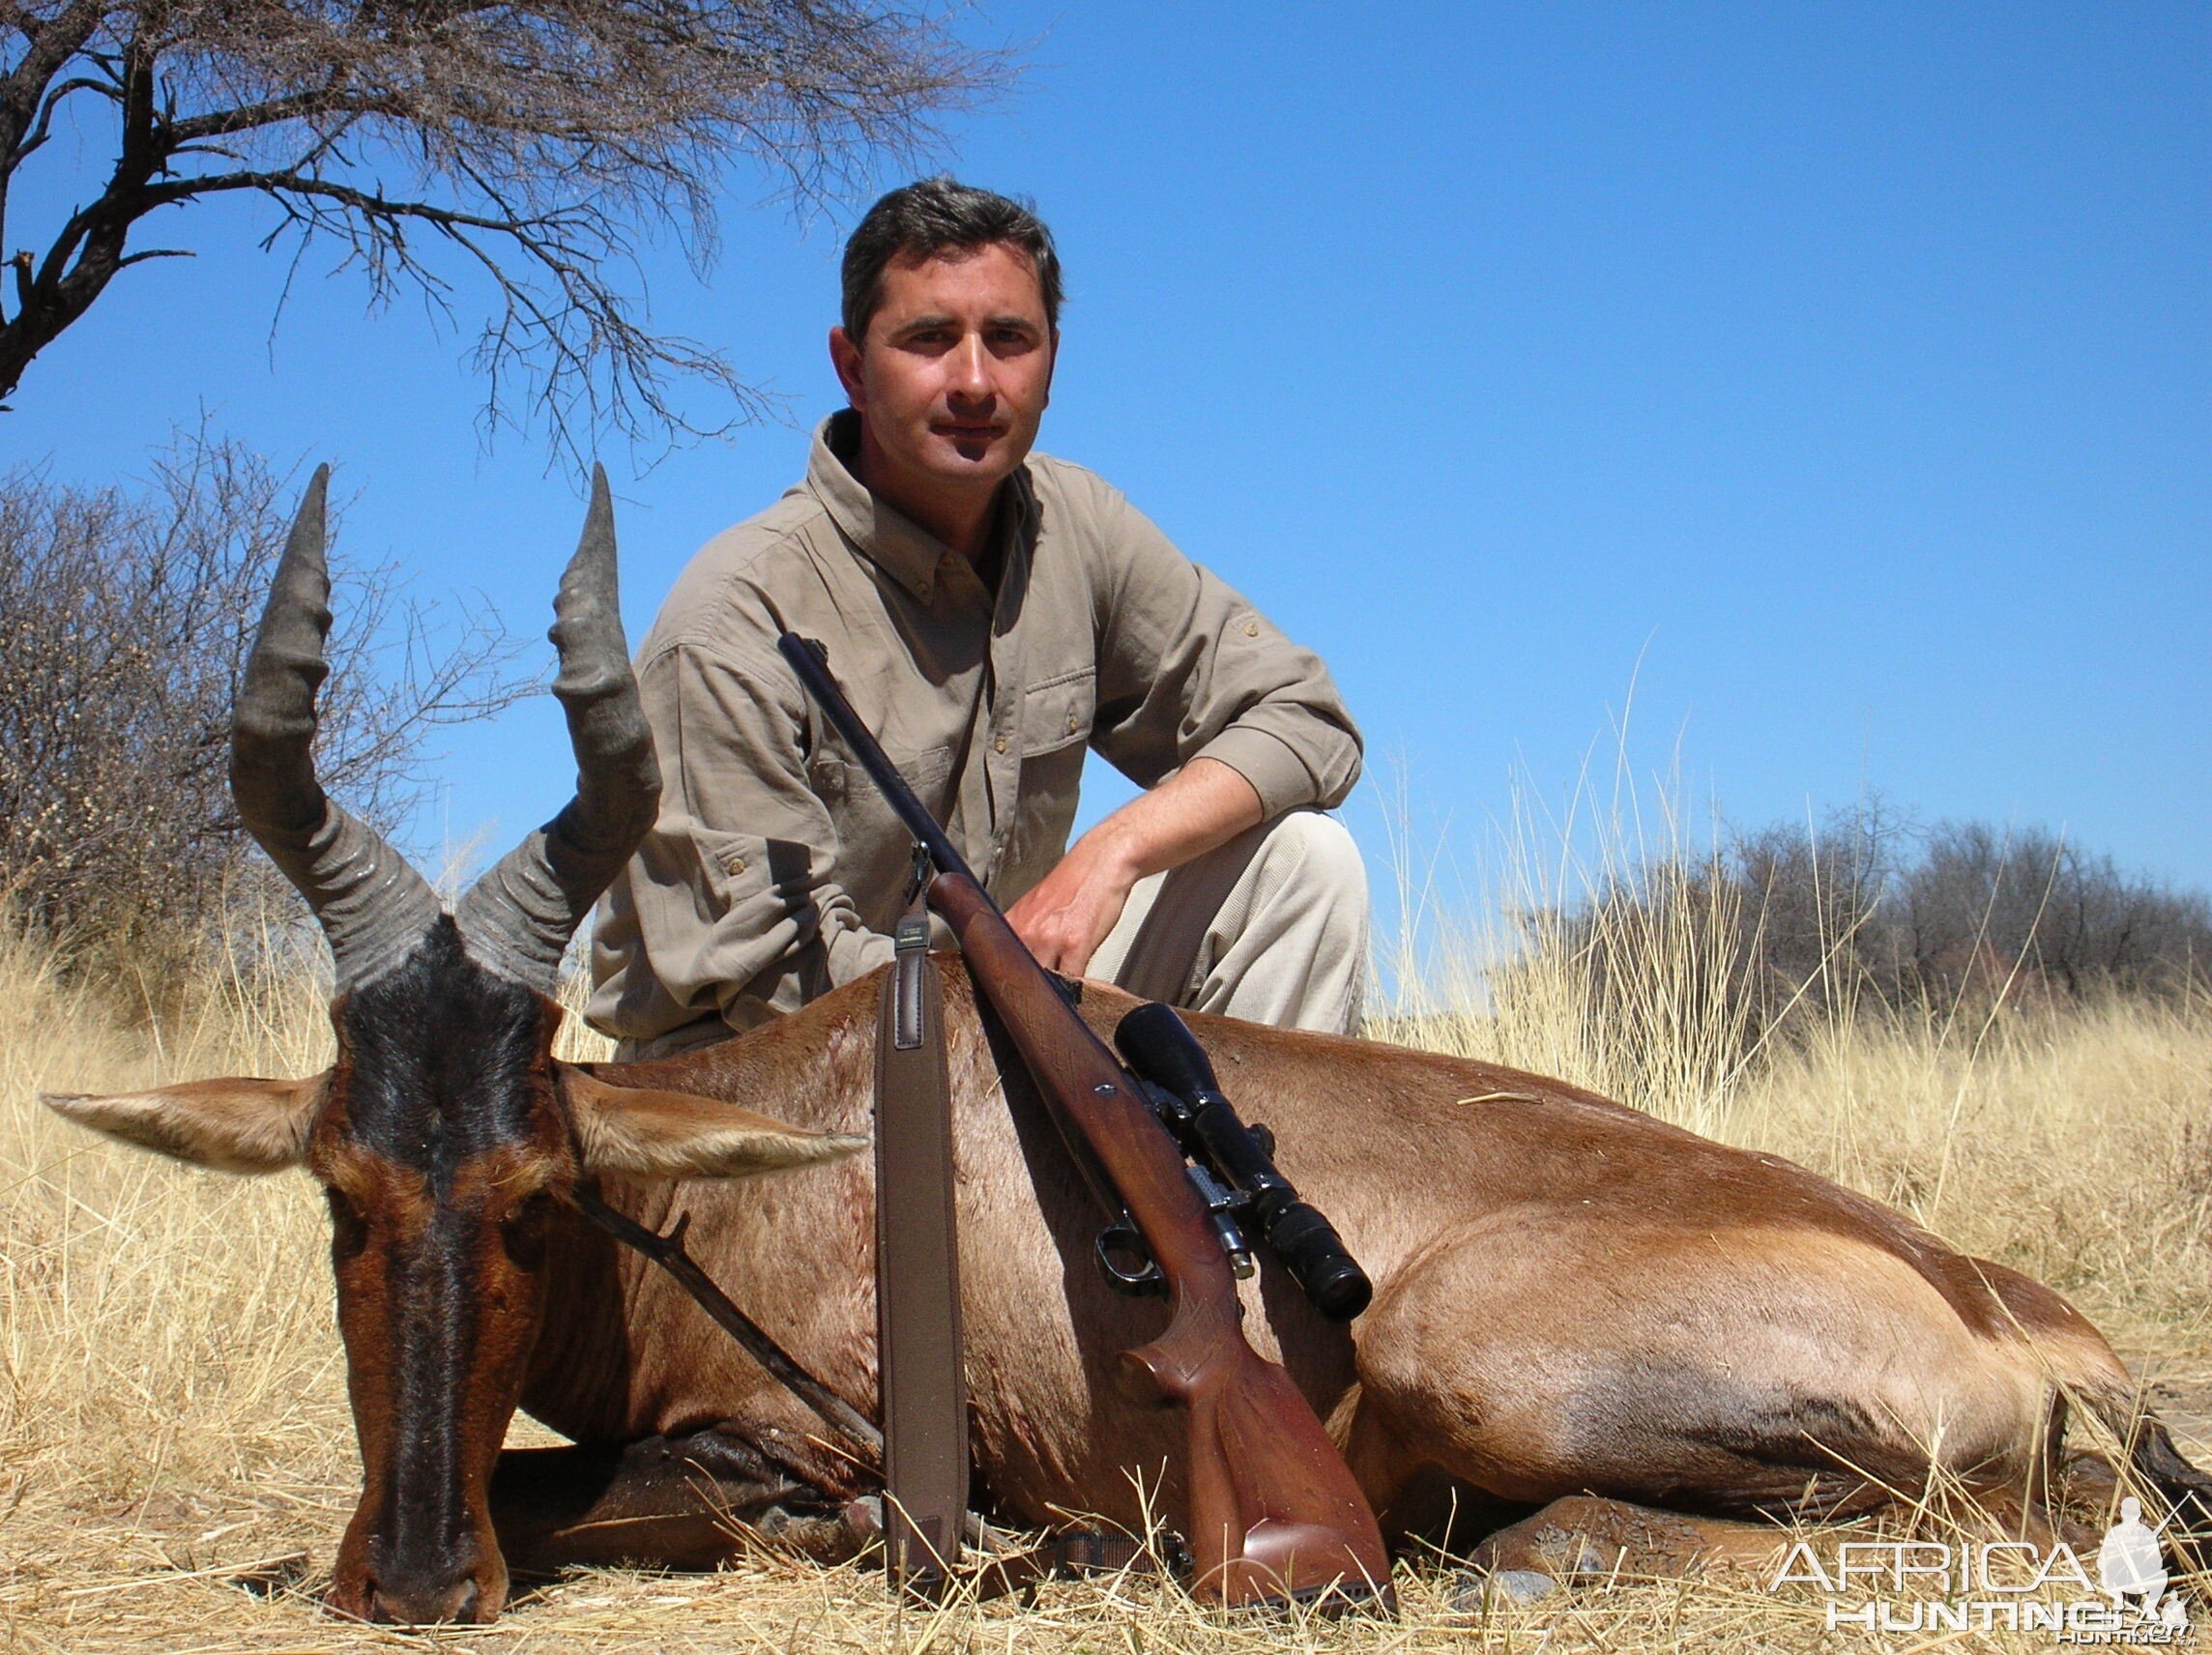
[1242,620,1260,638]
[724,854,747,875]
[993,736,1008,754]
[1066,712,1081,734]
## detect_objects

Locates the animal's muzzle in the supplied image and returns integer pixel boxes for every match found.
[364,1566,492,1625]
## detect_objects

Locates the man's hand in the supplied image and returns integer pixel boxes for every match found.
[1004,758,1264,976]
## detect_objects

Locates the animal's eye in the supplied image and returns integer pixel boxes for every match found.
[326,1187,368,1262]
[501,1192,552,1270]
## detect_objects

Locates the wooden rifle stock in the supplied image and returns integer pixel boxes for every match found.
[929,873,1388,1604]
[775,632,1390,1607]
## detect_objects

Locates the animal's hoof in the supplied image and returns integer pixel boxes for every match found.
[1454,1567,1558,1609]
[841,1495,885,1544]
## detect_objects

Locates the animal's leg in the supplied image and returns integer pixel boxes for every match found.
[1352,1211,2073,1525]
[1336,1383,1531,1555]
[1462,1495,1790,1590]
[1968,1255,2212,1568]
[489,1429,863,1573]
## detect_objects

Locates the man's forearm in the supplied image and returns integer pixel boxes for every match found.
[1084,757,1265,884]
[1003,757,1263,975]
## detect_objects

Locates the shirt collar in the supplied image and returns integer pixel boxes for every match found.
[807,409,1037,601]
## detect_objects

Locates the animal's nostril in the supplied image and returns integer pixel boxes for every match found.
[366,1574,481,1625]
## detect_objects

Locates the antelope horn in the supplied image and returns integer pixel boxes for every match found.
[231,465,442,992]
[456,466,660,992]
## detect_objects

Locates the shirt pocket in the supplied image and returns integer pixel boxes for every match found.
[807,743,954,927]
[806,743,954,806]
[1020,669,1096,758]
[1000,671,1096,899]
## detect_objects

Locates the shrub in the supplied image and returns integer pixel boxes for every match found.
[0,431,527,990]
[1543,804,2212,1059]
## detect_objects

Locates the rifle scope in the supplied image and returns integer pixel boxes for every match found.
[1114,1002,1373,1322]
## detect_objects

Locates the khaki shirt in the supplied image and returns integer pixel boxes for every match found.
[587,412,1361,1042]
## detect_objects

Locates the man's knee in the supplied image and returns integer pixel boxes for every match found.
[1203,810,1366,1033]
[1250,810,1368,916]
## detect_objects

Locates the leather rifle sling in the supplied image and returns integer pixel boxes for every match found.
[874,901,968,1590]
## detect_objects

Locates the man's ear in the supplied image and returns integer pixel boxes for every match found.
[42,1076,325,1174]
[829,324,866,408]
[557,1064,868,1180]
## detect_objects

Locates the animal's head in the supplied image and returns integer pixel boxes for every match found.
[42,471,861,1623]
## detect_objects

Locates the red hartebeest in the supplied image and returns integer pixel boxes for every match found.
[44,477,2212,1624]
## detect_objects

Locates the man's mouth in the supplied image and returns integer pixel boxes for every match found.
[934,422,1004,443]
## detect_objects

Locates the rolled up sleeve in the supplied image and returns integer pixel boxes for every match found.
[1087,490,1361,817]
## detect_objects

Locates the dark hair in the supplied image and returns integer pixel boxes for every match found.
[840,177,1062,340]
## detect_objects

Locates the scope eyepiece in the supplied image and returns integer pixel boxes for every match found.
[1115,1000,1375,1322]
[1264,1200,1372,1321]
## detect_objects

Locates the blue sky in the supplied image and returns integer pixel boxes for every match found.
[9,4,2207,926]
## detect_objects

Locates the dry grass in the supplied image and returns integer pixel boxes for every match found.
[5,849,2210,1650]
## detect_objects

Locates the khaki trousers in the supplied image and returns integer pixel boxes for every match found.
[1087,809,1369,1035]
[617,810,1368,1060]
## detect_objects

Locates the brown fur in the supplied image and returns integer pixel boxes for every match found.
[522,961,2140,1554]
[314,1002,572,1623]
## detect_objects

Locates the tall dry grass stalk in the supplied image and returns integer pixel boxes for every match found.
[0,909,352,1650]
[1376,766,1762,1137]
[1738,992,2212,1351]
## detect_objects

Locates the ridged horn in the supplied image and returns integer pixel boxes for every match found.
[231,465,442,992]
[455,466,660,992]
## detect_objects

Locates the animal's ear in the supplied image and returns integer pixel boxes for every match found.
[41,1076,325,1174]
[556,1064,868,1179]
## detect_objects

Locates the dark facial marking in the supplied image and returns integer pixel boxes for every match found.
[316,916,568,1619]
[338,916,558,1184]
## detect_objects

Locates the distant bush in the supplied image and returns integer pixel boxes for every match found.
[1896,822,2209,1001]
[1547,804,2210,1046]
[0,431,528,990]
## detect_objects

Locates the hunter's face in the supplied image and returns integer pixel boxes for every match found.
[831,242,1055,510]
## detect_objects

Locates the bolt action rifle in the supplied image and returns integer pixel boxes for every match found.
[777,631,1391,1609]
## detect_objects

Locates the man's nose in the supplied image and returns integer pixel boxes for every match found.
[946,334,992,400]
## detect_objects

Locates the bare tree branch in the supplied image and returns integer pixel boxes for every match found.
[0,2,1010,457]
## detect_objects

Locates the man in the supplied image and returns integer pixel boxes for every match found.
[590,179,1366,1057]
